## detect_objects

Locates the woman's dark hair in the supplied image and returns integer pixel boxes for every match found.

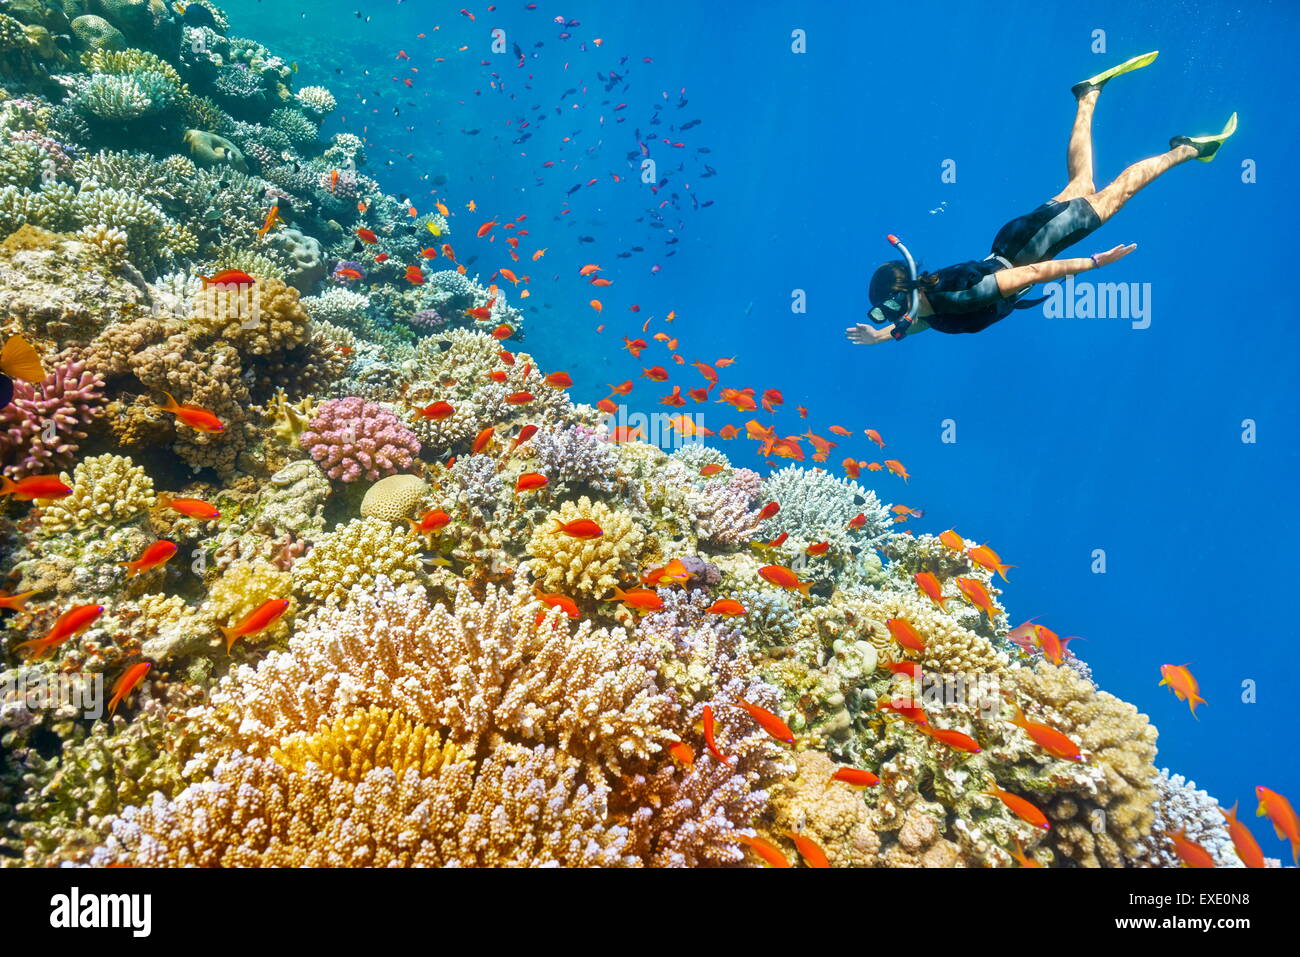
[868,260,939,307]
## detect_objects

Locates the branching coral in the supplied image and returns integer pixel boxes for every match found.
[0,359,105,480]
[36,453,154,535]
[291,517,424,606]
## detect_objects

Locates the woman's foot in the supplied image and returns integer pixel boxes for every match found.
[1170,112,1239,162]
[1072,50,1160,98]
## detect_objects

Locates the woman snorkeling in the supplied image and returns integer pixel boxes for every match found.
[847,51,1236,345]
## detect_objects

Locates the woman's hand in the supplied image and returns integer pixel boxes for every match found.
[1092,243,1137,267]
[846,323,888,345]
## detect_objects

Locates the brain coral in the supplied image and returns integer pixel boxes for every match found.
[526,496,646,600]
[291,517,425,606]
[300,397,420,483]
[359,473,428,524]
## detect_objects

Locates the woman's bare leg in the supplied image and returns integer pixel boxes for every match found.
[1052,89,1100,202]
[1085,143,1197,223]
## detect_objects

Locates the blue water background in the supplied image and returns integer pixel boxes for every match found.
[226,0,1299,850]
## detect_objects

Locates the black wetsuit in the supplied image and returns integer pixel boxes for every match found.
[920,196,1102,335]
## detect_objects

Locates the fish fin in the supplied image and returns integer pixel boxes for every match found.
[0,474,15,497]
[220,625,239,654]
[156,390,179,412]
[0,335,45,383]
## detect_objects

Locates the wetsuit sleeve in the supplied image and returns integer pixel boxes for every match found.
[903,317,930,336]
[926,274,1002,314]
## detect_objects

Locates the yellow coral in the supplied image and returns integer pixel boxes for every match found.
[765,751,880,867]
[203,559,295,645]
[264,389,316,445]
[526,496,645,600]
[37,454,154,535]
[272,706,463,783]
[359,474,428,524]
[291,517,425,606]
[189,277,310,356]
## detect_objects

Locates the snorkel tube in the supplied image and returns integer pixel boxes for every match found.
[868,234,920,340]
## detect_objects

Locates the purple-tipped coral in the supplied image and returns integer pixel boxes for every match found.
[299,397,420,482]
[0,360,106,480]
[408,308,444,332]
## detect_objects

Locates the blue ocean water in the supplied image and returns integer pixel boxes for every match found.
[228,0,1298,849]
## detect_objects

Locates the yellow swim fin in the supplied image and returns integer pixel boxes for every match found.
[1171,112,1238,162]
[1072,50,1159,97]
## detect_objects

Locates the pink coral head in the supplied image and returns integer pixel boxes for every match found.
[300,396,421,483]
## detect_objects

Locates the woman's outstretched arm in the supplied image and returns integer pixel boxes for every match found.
[995,243,1136,295]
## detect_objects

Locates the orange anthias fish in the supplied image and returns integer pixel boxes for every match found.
[14,603,104,661]
[699,464,725,477]
[220,598,290,653]
[201,268,256,287]
[847,512,867,531]
[831,767,880,788]
[552,518,603,539]
[1166,827,1217,868]
[842,458,861,479]
[1006,701,1084,762]
[544,371,573,389]
[408,509,451,541]
[608,379,634,396]
[985,786,1050,830]
[119,540,178,577]
[641,366,669,382]
[0,474,73,501]
[596,398,618,415]
[1218,802,1265,868]
[1256,786,1300,865]
[1010,837,1042,868]
[884,459,910,482]
[968,544,1014,581]
[734,833,790,868]
[156,391,224,433]
[605,586,663,612]
[257,205,282,236]
[515,472,548,494]
[757,501,780,521]
[939,528,965,551]
[509,424,539,454]
[491,324,514,340]
[878,698,929,726]
[504,391,534,405]
[702,704,732,766]
[579,263,602,276]
[1030,624,1080,666]
[920,725,982,753]
[806,541,829,556]
[356,227,379,244]
[885,617,926,652]
[1159,664,1207,719]
[786,831,831,868]
[414,400,455,421]
[534,590,579,624]
[472,427,495,454]
[155,493,220,520]
[705,599,747,617]
[761,389,784,413]
[0,589,40,613]
[404,265,425,285]
[955,576,997,619]
[914,571,948,611]
[733,698,795,744]
[107,661,151,716]
[865,429,886,448]
[643,559,691,587]
[758,564,812,597]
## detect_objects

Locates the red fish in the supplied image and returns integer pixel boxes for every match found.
[885,618,926,652]
[914,571,948,611]
[491,324,514,340]
[1256,786,1300,865]
[156,391,224,433]
[1166,827,1217,868]
[107,661,151,716]
[884,459,910,482]
[476,220,498,237]
[1006,701,1084,762]
[955,576,997,620]
[920,724,982,753]
[702,704,732,766]
[0,589,39,613]
[156,493,220,520]
[509,424,539,453]
[515,472,548,493]
[404,265,425,284]
[472,427,495,454]
[1219,802,1265,868]
[544,372,572,389]
[1159,664,1207,719]
[201,269,256,287]
[968,543,1014,581]
[786,831,831,868]
[408,509,451,541]
[552,518,603,539]
[504,391,534,405]
[604,586,663,611]
[939,529,965,551]
[757,564,812,596]
[414,400,455,421]
[734,833,789,868]
[761,389,784,413]
[119,540,178,578]
[534,590,579,623]
[641,366,669,382]
[985,786,1050,829]
[806,542,829,556]
[356,228,379,244]
[733,698,795,744]
[0,474,72,501]
[757,501,780,521]
[865,429,885,448]
[831,767,880,788]
[705,599,747,617]
[14,603,104,660]
[667,740,695,768]
[220,598,290,653]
